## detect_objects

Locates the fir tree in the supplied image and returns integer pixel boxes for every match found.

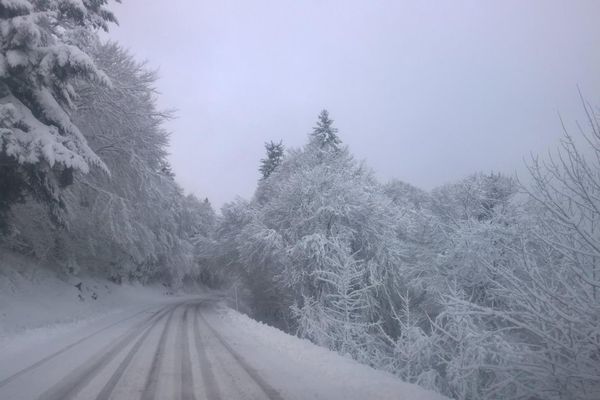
[259,140,284,179]
[0,0,118,226]
[310,109,341,150]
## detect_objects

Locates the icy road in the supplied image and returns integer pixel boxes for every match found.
[0,298,447,400]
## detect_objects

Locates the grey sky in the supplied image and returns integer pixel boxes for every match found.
[106,0,600,208]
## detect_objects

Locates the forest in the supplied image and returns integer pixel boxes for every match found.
[1,1,599,400]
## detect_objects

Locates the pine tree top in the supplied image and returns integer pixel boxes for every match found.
[310,109,341,150]
[259,140,285,179]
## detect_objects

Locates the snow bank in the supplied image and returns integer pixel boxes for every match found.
[205,307,450,400]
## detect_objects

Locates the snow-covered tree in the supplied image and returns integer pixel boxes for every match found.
[293,242,380,363]
[468,103,600,400]
[259,140,284,179]
[431,173,516,225]
[2,40,204,286]
[310,109,341,151]
[384,179,431,211]
[0,0,118,225]
[207,110,407,358]
[202,104,600,400]
[423,105,600,400]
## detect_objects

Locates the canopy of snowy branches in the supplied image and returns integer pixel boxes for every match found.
[199,108,600,400]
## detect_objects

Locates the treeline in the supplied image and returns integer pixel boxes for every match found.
[199,109,600,400]
[0,1,214,285]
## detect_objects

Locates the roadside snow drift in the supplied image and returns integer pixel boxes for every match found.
[203,307,448,400]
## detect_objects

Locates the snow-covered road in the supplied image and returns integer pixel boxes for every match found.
[0,297,447,400]
[0,299,283,400]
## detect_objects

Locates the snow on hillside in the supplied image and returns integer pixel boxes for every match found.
[0,250,182,346]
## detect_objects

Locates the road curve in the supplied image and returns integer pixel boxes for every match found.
[0,300,285,400]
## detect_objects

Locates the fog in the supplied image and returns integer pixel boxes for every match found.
[106,0,600,207]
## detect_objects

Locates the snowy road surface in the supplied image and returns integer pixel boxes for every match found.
[0,297,447,400]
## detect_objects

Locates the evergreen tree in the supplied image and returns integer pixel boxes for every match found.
[310,109,341,150]
[0,0,117,226]
[259,140,284,179]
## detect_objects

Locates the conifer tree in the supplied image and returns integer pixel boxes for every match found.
[310,109,341,150]
[259,140,284,179]
[0,0,118,225]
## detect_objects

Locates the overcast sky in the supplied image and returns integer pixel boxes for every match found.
[106,0,600,208]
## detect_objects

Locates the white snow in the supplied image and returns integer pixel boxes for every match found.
[204,307,449,400]
[0,250,448,400]
[0,250,177,351]
[0,95,91,172]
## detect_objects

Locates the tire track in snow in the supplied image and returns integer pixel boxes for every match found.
[140,303,178,400]
[0,305,160,388]
[192,305,221,400]
[36,305,172,400]
[94,305,177,400]
[180,306,197,400]
[198,310,284,400]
